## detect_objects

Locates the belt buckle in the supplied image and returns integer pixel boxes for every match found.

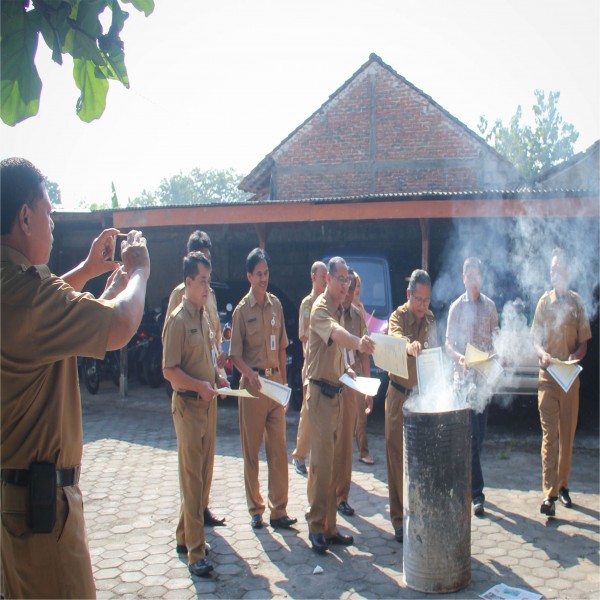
[264,368,273,377]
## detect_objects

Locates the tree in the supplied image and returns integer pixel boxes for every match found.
[478,90,579,180]
[128,168,251,206]
[1,0,154,126]
[44,176,61,205]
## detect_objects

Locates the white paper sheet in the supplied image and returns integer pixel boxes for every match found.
[339,373,381,397]
[217,387,257,398]
[465,343,504,384]
[480,583,542,600]
[547,359,583,392]
[416,347,445,397]
[257,376,291,406]
[371,333,408,379]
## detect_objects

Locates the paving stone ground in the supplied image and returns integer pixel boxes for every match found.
[80,382,599,599]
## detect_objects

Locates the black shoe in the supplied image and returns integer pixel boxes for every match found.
[473,501,485,517]
[559,487,572,508]
[309,533,328,554]
[293,458,308,475]
[337,501,355,517]
[270,515,298,529]
[188,558,214,577]
[251,514,264,529]
[204,508,226,526]
[326,532,354,546]
[176,543,187,554]
[394,527,403,543]
[540,497,556,517]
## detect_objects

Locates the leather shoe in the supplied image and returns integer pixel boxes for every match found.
[337,501,355,516]
[308,533,328,554]
[188,558,214,577]
[394,527,403,543]
[559,487,572,508]
[251,514,264,529]
[204,508,226,526]
[270,515,298,529]
[326,532,354,546]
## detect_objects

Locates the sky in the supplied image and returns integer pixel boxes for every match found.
[2,0,599,209]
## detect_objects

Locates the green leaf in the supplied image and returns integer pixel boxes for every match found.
[122,0,155,17]
[73,56,108,122]
[1,5,43,125]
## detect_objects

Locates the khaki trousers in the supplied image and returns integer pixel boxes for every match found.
[173,394,211,564]
[335,385,358,504]
[385,383,407,530]
[538,375,580,498]
[239,374,288,519]
[202,397,217,510]
[355,394,370,458]
[292,384,310,461]
[1,482,96,599]
[306,383,344,536]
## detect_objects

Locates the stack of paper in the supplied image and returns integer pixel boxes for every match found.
[465,343,503,384]
[547,358,582,392]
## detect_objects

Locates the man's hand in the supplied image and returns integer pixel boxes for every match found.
[539,351,552,368]
[457,354,467,370]
[246,370,261,391]
[121,230,150,280]
[407,340,423,357]
[346,367,356,380]
[85,228,121,278]
[364,395,373,415]
[197,381,217,402]
[216,351,227,369]
[216,375,229,389]
[358,335,375,355]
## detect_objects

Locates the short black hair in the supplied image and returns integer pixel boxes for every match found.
[347,268,357,292]
[408,269,431,294]
[328,256,347,275]
[246,248,269,274]
[187,230,212,253]
[184,251,211,281]
[1,157,46,235]
[463,256,482,274]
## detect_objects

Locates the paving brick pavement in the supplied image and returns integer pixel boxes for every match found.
[80,382,600,599]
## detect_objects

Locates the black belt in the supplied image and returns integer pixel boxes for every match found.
[1,466,81,487]
[390,380,415,396]
[176,390,198,398]
[257,368,278,376]
[309,379,344,397]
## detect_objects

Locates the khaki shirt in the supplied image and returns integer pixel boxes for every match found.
[1,245,113,469]
[230,289,288,370]
[531,289,591,362]
[162,298,217,387]
[166,282,221,342]
[299,289,320,380]
[342,303,368,373]
[388,302,437,389]
[305,290,346,385]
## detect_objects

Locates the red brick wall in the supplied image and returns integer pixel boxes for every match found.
[268,62,519,200]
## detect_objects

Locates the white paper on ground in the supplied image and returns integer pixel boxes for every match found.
[480,583,542,600]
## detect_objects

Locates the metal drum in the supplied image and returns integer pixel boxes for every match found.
[402,406,471,593]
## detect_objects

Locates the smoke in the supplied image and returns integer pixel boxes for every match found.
[427,201,599,413]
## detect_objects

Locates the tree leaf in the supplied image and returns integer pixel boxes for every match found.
[73,56,108,122]
[122,0,155,17]
[0,5,42,126]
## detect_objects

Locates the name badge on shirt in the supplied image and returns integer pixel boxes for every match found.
[271,334,276,351]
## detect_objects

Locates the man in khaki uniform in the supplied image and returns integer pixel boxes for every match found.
[292,261,327,475]
[165,230,225,528]
[334,269,372,517]
[305,257,375,554]
[532,248,591,517]
[1,158,150,599]
[385,269,437,543]
[230,248,297,530]
[163,252,228,577]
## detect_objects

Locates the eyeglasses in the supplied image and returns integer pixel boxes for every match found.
[411,296,430,306]
[332,275,352,286]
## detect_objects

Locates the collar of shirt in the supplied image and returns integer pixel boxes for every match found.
[182,296,204,319]
[248,288,272,308]
[1,244,33,268]
[460,292,483,304]
[549,289,571,304]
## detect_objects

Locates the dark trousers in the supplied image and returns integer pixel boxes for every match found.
[471,407,488,503]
